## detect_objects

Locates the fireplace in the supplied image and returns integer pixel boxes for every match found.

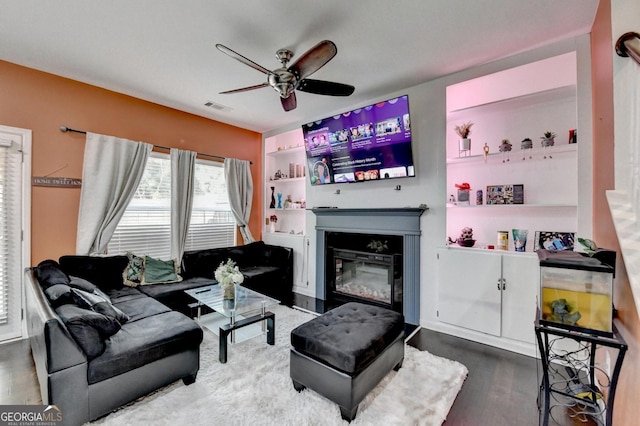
[313,207,426,325]
[326,232,403,312]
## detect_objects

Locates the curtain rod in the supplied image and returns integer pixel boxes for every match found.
[59,126,252,164]
[616,32,640,67]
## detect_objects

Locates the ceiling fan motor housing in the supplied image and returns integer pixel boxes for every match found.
[268,68,297,98]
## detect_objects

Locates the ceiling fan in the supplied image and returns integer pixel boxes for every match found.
[215,40,355,111]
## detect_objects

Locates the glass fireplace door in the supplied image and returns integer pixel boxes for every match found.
[334,249,394,305]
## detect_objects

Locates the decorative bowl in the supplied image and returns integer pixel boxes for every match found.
[456,238,476,247]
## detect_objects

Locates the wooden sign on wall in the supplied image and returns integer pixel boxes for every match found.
[32,177,82,188]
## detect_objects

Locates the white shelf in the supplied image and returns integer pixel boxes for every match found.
[266,146,305,157]
[267,207,306,212]
[446,143,577,164]
[268,177,306,183]
[264,231,305,239]
[441,245,538,257]
[447,85,576,115]
[447,203,577,209]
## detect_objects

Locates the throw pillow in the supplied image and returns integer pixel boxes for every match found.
[72,288,129,325]
[34,260,70,289]
[141,256,182,285]
[123,252,145,287]
[55,304,121,359]
[44,284,76,308]
[69,275,113,303]
[68,275,97,293]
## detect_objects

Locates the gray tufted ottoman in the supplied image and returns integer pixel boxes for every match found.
[290,302,405,421]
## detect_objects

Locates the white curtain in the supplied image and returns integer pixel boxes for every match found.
[170,148,196,261]
[224,158,255,243]
[76,132,152,255]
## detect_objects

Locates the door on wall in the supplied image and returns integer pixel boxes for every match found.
[0,126,31,342]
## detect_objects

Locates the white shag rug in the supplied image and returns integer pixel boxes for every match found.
[92,305,468,426]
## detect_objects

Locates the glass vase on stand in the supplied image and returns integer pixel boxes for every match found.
[222,282,235,300]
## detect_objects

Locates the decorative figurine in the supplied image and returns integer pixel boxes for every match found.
[269,186,276,208]
[483,143,489,162]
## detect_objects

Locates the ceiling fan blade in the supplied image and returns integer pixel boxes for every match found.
[288,40,337,80]
[215,44,273,75]
[281,92,297,111]
[298,79,355,96]
[219,82,269,94]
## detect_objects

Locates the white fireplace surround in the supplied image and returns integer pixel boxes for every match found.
[312,207,426,325]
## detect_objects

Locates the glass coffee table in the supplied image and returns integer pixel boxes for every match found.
[185,284,279,363]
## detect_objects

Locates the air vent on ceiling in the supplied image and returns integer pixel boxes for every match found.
[204,101,233,112]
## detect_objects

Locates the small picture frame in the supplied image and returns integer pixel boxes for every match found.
[534,231,575,251]
[486,184,524,205]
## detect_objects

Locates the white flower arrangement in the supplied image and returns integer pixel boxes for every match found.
[214,259,244,288]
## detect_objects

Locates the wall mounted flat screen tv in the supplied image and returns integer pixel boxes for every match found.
[302,95,415,185]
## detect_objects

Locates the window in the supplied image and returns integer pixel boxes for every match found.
[107,154,236,259]
[0,126,30,342]
[0,143,20,324]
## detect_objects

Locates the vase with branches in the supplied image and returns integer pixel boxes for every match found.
[454,122,474,156]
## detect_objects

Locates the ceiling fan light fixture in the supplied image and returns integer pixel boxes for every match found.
[216,40,353,111]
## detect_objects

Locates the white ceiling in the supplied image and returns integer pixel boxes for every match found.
[0,1,598,134]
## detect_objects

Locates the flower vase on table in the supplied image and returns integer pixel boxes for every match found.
[214,259,245,300]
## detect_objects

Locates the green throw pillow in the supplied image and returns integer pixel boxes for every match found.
[123,252,145,287]
[141,256,182,285]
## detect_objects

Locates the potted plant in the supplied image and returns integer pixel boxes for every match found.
[448,226,476,247]
[499,139,512,152]
[540,131,556,147]
[520,137,533,150]
[454,121,474,156]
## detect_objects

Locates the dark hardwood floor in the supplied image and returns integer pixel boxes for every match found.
[408,328,540,425]
[0,337,41,405]
[0,293,597,425]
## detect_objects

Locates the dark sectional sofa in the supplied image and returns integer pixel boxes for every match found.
[25,241,293,426]
[181,240,294,306]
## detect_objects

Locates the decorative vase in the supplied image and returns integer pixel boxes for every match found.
[512,229,528,252]
[269,186,276,208]
[277,193,283,209]
[521,138,533,150]
[222,282,236,300]
[458,138,471,156]
[499,140,512,152]
[541,137,555,147]
[269,222,276,233]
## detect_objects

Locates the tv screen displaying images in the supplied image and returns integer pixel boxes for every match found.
[302,95,415,185]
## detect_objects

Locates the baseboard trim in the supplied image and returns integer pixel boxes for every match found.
[422,320,537,358]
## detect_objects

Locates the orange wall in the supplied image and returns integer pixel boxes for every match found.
[591,1,640,423]
[0,60,263,264]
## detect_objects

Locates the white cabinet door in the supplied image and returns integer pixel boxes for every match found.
[501,253,539,344]
[437,248,502,336]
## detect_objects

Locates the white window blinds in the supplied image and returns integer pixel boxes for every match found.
[0,140,22,325]
[107,154,236,259]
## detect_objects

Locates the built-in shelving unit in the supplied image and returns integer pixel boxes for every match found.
[264,143,307,235]
[263,130,309,291]
[435,51,587,357]
[445,52,579,251]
